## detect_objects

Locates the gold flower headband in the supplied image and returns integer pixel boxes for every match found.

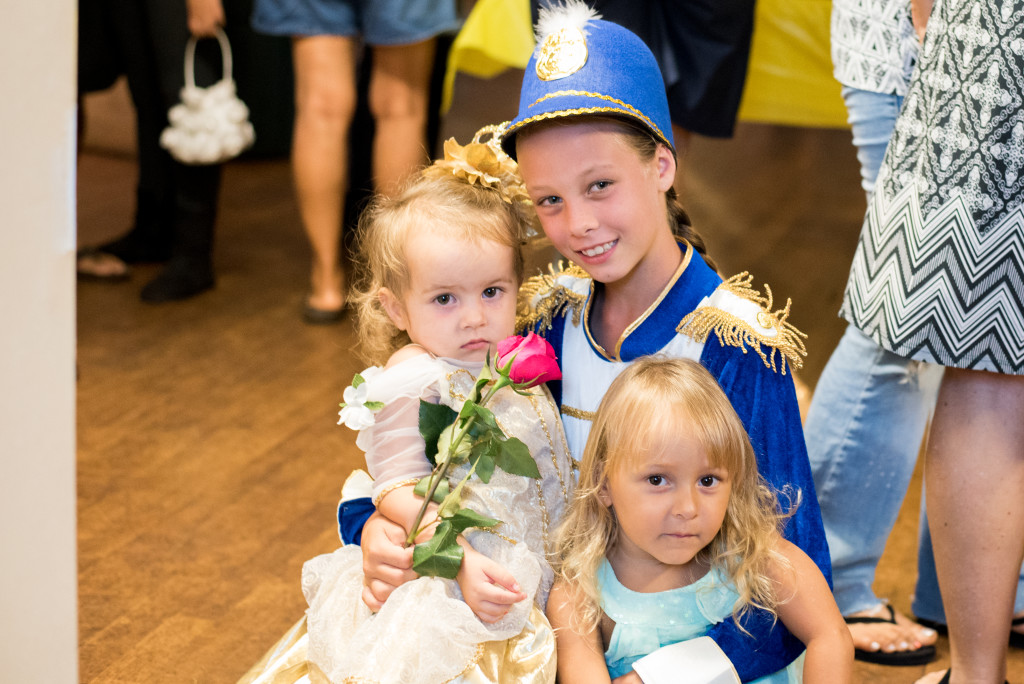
[422,124,536,234]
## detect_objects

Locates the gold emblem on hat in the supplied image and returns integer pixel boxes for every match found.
[536,26,588,81]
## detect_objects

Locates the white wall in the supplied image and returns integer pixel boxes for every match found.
[0,2,79,683]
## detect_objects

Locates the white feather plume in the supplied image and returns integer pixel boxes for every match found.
[535,0,602,43]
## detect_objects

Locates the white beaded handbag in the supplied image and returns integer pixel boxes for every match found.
[160,28,255,165]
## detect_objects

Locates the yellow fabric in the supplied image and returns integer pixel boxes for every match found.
[442,0,535,112]
[737,0,847,129]
[235,617,311,684]
[453,604,557,684]
[443,0,847,129]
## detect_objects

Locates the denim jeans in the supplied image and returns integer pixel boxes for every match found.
[807,323,943,614]
[841,86,903,195]
[812,87,1024,619]
[807,87,927,615]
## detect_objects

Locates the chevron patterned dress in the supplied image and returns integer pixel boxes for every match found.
[842,0,1024,374]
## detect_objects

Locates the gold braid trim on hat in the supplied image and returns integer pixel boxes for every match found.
[526,90,671,147]
[677,272,808,375]
[516,261,589,333]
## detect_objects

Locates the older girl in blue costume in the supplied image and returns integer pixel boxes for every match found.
[354,3,831,681]
[508,5,831,680]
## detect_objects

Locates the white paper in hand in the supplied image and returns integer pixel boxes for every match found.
[631,637,740,684]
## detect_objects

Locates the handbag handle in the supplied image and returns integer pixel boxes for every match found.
[183,27,233,89]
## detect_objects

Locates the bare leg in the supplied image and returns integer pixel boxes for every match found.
[291,35,357,313]
[919,368,1024,684]
[367,40,436,195]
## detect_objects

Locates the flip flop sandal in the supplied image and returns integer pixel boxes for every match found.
[845,603,937,666]
[76,247,130,282]
[1010,614,1024,649]
[914,616,948,635]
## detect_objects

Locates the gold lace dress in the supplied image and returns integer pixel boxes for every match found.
[238,354,574,684]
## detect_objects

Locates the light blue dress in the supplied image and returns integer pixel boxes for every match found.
[598,560,803,683]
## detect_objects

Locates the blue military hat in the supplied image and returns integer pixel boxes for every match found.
[501,1,674,159]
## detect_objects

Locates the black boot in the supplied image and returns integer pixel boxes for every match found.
[140,255,214,302]
[99,187,174,263]
[140,162,220,303]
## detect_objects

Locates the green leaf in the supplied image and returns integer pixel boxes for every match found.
[419,400,458,465]
[447,508,499,535]
[364,400,385,411]
[412,521,464,579]
[437,494,462,519]
[494,436,541,479]
[437,423,472,465]
[496,351,516,377]
[470,439,498,484]
[411,509,500,578]
[352,373,365,388]
[474,361,493,396]
[460,401,499,431]
[441,476,471,516]
[413,475,450,504]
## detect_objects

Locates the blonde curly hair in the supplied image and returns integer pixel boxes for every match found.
[551,356,797,635]
[350,131,535,364]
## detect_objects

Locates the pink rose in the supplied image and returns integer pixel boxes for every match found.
[496,332,562,388]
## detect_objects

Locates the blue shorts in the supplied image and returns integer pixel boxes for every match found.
[251,0,458,44]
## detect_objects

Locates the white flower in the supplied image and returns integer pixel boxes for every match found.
[338,403,376,431]
[337,367,384,430]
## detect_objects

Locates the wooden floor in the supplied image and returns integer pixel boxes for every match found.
[77,77,1024,683]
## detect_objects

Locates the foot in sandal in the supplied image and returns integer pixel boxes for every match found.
[844,602,937,666]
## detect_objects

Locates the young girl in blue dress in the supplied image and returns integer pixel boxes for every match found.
[546,357,852,683]
[358,3,833,680]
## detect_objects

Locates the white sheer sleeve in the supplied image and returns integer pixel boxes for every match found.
[353,354,443,502]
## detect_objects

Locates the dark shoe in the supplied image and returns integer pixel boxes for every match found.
[302,299,347,325]
[935,670,1006,684]
[77,247,130,282]
[914,616,948,636]
[1014,614,1024,649]
[99,228,172,264]
[916,614,1024,649]
[845,604,937,666]
[140,258,214,303]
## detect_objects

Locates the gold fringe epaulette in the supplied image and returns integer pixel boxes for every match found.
[516,261,589,333]
[677,272,808,374]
